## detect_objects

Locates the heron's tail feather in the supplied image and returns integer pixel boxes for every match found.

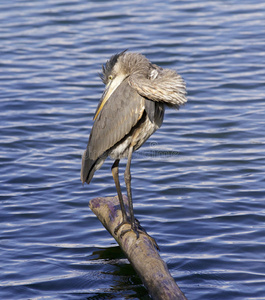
[129,68,187,109]
[81,150,94,184]
[81,149,107,184]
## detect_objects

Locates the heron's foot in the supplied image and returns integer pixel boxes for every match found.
[114,219,130,235]
[116,218,159,250]
[120,221,140,238]
[114,217,140,236]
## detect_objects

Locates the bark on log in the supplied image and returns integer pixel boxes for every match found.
[89,195,187,300]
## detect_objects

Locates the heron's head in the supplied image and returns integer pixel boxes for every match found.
[94,50,151,120]
[100,50,151,85]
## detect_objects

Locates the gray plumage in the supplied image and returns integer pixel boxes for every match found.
[81,50,187,238]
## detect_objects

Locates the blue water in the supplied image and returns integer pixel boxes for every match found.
[1,1,265,299]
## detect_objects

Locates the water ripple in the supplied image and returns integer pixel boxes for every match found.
[1,0,265,299]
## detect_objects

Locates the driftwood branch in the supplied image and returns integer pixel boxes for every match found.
[89,195,187,300]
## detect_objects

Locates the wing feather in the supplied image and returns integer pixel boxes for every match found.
[87,78,145,161]
[129,67,187,109]
[81,78,144,183]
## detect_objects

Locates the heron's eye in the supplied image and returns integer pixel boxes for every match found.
[108,75,113,81]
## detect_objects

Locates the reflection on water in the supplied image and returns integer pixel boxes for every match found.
[89,247,150,299]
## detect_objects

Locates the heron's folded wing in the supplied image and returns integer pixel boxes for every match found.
[129,68,187,109]
[88,78,145,160]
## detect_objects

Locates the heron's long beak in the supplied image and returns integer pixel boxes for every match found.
[93,84,111,121]
[93,75,125,121]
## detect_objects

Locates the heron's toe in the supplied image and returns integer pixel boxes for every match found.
[114,220,130,235]
[118,221,159,250]
[120,224,139,239]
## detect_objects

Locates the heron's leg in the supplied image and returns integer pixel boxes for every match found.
[123,145,139,237]
[119,146,159,249]
[111,160,128,233]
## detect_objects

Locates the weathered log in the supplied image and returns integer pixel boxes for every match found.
[89,195,187,300]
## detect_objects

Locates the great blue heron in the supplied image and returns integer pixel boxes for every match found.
[81,50,187,239]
